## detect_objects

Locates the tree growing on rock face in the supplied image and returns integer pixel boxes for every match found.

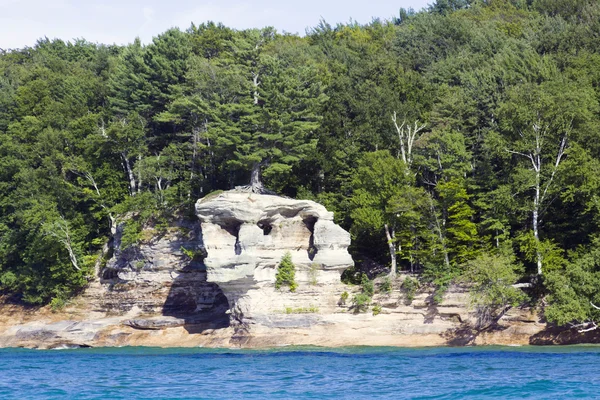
[544,236,600,332]
[275,251,297,292]
[208,30,327,193]
[462,249,527,329]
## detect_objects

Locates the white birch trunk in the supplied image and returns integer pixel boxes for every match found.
[392,112,425,172]
[506,120,569,276]
[122,153,137,196]
[385,224,397,277]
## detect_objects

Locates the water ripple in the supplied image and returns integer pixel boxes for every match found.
[1,346,600,399]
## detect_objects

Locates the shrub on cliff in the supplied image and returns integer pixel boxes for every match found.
[462,250,527,329]
[402,277,420,304]
[275,252,297,292]
[361,274,374,297]
[351,293,371,313]
[351,274,374,313]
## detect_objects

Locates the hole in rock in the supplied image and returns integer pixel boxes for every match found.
[222,220,243,255]
[101,268,119,281]
[303,216,318,261]
[258,221,272,236]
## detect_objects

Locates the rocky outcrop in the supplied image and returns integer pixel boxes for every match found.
[0,190,550,349]
[195,192,353,323]
[196,191,352,276]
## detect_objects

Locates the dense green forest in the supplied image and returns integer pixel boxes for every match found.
[2,0,600,329]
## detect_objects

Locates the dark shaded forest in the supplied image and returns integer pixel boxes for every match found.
[2,0,600,329]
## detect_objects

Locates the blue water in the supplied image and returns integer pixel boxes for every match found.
[1,346,599,399]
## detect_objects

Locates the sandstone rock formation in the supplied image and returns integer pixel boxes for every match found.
[85,190,355,331]
[195,191,353,321]
[0,190,550,349]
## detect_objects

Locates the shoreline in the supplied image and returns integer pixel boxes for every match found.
[4,343,600,351]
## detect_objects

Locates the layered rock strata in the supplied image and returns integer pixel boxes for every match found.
[0,191,550,349]
[194,192,353,323]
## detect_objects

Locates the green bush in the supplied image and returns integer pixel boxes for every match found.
[275,252,297,292]
[50,295,68,311]
[340,291,349,304]
[120,220,142,249]
[462,251,527,328]
[180,246,207,262]
[352,293,372,313]
[372,303,382,316]
[380,277,392,294]
[200,190,224,203]
[340,266,363,285]
[0,271,17,290]
[283,305,319,314]
[402,276,420,304]
[361,274,374,297]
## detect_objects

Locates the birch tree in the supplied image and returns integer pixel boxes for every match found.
[500,80,593,275]
[506,120,569,275]
[350,151,415,277]
[103,113,147,197]
[392,111,426,173]
[43,215,81,272]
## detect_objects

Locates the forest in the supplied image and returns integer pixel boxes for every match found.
[1,0,600,330]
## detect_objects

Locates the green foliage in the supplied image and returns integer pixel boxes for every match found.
[516,233,567,274]
[341,266,363,285]
[422,261,459,304]
[50,294,69,312]
[349,151,413,264]
[544,237,600,327]
[436,179,480,265]
[380,277,393,294]
[361,274,374,297]
[120,220,143,250]
[372,303,382,316]
[402,277,420,304]
[340,291,349,305]
[351,293,372,313]
[275,252,297,292]
[282,305,319,314]
[2,2,600,311]
[200,190,224,203]
[350,274,375,313]
[462,249,528,328]
[180,246,206,262]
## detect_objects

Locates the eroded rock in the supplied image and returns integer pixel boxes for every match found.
[195,191,353,282]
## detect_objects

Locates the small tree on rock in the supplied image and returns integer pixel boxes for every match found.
[275,251,297,292]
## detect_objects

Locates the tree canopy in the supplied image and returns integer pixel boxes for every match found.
[2,0,600,330]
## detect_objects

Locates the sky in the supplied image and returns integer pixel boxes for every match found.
[0,0,432,50]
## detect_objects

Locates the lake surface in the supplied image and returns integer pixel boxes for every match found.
[1,346,599,399]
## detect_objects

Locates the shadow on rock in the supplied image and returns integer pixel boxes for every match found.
[442,323,510,346]
[529,325,600,345]
[159,224,231,334]
[423,293,438,324]
[442,323,479,346]
[161,263,231,334]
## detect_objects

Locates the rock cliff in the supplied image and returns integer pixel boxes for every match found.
[0,190,549,349]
